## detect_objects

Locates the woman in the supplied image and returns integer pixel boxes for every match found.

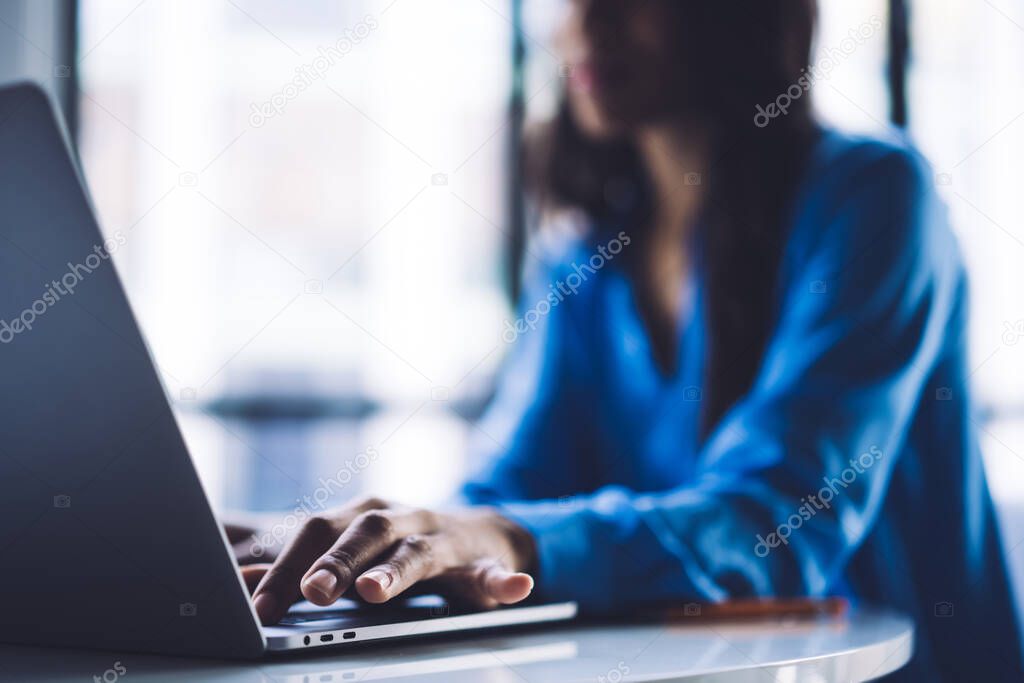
[244,1,1021,679]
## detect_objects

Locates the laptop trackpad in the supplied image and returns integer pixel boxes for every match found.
[274,595,457,629]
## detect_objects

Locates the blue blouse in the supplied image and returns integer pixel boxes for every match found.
[463,128,1022,680]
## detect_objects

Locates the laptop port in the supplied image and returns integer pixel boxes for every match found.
[343,631,356,639]
[320,634,334,642]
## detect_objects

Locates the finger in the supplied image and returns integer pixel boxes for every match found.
[404,560,534,611]
[252,515,342,625]
[426,570,499,610]
[251,498,394,624]
[301,508,437,605]
[355,533,455,603]
[473,559,534,605]
[240,564,272,594]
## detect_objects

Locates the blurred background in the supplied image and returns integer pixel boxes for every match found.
[2,0,1024,607]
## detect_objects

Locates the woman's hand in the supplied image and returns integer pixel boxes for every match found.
[248,496,538,625]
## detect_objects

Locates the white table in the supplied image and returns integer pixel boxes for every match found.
[0,609,912,682]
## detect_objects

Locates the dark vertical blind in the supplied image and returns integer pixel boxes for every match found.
[60,0,79,141]
[505,0,527,304]
[887,0,910,127]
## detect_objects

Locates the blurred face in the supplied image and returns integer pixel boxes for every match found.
[556,0,682,138]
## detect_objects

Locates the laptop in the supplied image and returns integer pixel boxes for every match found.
[0,82,576,658]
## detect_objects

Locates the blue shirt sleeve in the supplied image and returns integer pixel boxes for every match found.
[462,237,596,503]
[479,142,964,611]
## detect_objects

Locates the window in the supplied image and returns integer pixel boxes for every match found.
[77,0,515,512]
[908,0,1024,525]
[77,1,1024,519]
[812,0,890,132]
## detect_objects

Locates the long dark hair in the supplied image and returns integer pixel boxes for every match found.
[530,1,820,438]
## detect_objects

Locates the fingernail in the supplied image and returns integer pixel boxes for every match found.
[253,593,277,624]
[304,569,338,598]
[362,570,393,590]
